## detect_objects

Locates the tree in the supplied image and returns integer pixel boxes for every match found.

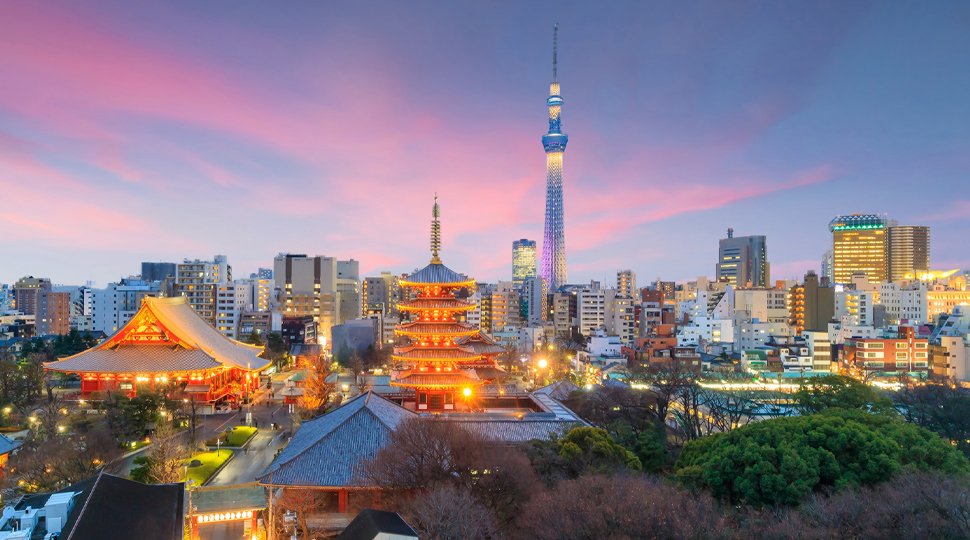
[349,352,370,395]
[243,330,263,346]
[675,409,970,507]
[264,332,288,370]
[404,485,499,540]
[9,429,121,492]
[793,374,892,415]
[143,421,185,484]
[334,342,353,366]
[298,356,336,419]
[524,427,642,485]
[516,474,727,540]
[893,383,970,456]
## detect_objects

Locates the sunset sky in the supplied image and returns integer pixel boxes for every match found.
[2,1,968,287]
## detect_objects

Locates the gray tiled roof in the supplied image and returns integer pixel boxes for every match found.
[46,345,222,373]
[400,263,472,285]
[0,433,21,456]
[454,420,583,443]
[257,393,417,487]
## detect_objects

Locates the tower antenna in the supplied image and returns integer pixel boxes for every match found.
[553,23,558,82]
[430,193,442,264]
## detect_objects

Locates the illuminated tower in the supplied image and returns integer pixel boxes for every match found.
[539,23,568,292]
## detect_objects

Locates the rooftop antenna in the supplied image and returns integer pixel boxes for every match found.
[553,23,558,82]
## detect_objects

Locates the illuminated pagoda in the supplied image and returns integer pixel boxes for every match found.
[390,197,505,411]
[45,297,269,404]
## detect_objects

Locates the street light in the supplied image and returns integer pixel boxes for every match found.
[463,388,472,397]
[538,359,548,369]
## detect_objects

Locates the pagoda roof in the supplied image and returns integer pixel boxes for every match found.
[399,263,473,286]
[396,298,475,311]
[454,332,507,355]
[396,322,477,337]
[390,369,482,388]
[472,366,508,380]
[392,347,480,362]
[46,297,269,374]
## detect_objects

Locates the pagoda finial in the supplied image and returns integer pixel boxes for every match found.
[430,194,442,264]
[553,23,558,82]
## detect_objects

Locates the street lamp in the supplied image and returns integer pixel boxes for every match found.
[538,359,548,369]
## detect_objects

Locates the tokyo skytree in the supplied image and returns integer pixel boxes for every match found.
[539,23,568,292]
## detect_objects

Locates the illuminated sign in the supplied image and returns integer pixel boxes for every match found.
[196,510,256,524]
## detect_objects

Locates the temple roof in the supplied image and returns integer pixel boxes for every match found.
[257,392,416,487]
[46,297,269,374]
[46,345,222,374]
[399,263,473,286]
[472,366,508,380]
[396,298,475,311]
[257,391,589,489]
[454,332,507,355]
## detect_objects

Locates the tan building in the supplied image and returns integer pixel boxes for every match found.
[12,276,52,315]
[886,225,930,282]
[36,291,70,336]
[173,255,231,326]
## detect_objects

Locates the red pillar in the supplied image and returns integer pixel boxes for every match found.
[338,490,348,513]
[251,515,258,536]
[191,519,198,540]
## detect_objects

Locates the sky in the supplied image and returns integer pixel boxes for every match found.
[1,1,969,288]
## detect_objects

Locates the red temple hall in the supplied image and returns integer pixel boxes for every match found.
[45,296,269,405]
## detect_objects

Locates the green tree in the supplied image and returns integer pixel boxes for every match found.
[525,427,642,484]
[793,374,893,415]
[244,330,263,346]
[675,409,969,507]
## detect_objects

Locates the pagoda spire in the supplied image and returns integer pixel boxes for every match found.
[430,194,442,264]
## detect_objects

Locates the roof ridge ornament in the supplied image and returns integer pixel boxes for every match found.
[430,194,442,264]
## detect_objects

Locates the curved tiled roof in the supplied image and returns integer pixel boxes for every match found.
[473,366,508,380]
[399,263,473,286]
[396,298,475,311]
[395,322,477,336]
[258,393,417,487]
[46,297,269,374]
[46,345,222,374]
[390,370,482,388]
[454,333,507,355]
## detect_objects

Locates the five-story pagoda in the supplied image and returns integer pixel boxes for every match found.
[390,197,487,411]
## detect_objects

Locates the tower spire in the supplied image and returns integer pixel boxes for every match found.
[430,194,442,264]
[552,23,558,82]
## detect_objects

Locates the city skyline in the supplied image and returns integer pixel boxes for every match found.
[2,1,969,287]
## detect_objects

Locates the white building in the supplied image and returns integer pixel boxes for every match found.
[828,317,879,345]
[734,318,792,350]
[605,294,635,345]
[523,277,547,326]
[216,280,254,339]
[677,316,733,348]
[616,270,636,299]
[587,331,622,357]
[578,285,608,336]
[90,280,161,334]
[802,330,833,372]
[834,290,878,327]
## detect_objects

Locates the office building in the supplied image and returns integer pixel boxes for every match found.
[140,262,176,282]
[821,250,834,283]
[215,280,253,339]
[13,276,52,315]
[830,214,893,284]
[886,225,930,282]
[173,255,231,326]
[275,254,359,345]
[547,291,576,336]
[512,239,537,287]
[715,229,769,288]
[90,279,161,334]
[522,277,547,326]
[363,272,402,317]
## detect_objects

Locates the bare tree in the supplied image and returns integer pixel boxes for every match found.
[145,421,185,484]
[404,485,499,540]
[38,393,66,440]
[699,388,755,434]
[9,429,120,493]
[349,352,371,395]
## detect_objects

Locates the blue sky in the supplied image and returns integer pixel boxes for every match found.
[0,1,967,287]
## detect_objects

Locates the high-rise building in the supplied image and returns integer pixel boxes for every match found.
[617,270,636,299]
[13,276,52,315]
[36,291,70,336]
[539,24,568,292]
[716,229,769,288]
[887,225,930,282]
[173,255,231,326]
[274,254,359,345]
[830,214,893,284]
[512,239,537,287]
[140,262,176,282]
[90,279,161,334]
[522,277,547,325]
[821,250,834,283]
[216,280,254,339]
[490,281,522,330]
[337,260,362,325]
[253,268,273,279]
